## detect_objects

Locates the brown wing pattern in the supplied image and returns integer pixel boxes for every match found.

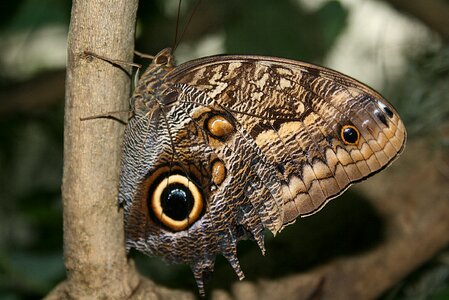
[119,49,406,296]
[169,55,406,223]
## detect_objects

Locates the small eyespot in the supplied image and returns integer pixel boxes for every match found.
[151,174,204,231]
[206,114,235,138]
[211,159,226,185]
[374,109,388,126]
[340,125,360,145]
[383,106,394,118]
[377,100,394,118]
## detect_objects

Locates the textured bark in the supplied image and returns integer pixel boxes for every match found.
[44,0,193,299]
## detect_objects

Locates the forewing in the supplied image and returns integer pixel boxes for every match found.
[167,55,406,224]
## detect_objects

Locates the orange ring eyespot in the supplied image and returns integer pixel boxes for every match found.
[151,174,204,231]
[340,125,360,145]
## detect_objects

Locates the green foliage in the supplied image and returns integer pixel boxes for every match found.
[223,0,347,62]
[380,249,449,300]
[0,0,70,31]
[0,107,65,299]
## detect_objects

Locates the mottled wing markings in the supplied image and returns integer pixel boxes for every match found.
[176,83,287,232]
[169,56,405,222]
[119,49,406,296]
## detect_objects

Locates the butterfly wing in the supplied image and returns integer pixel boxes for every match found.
[168,55,406,223]
[119,52,406,295]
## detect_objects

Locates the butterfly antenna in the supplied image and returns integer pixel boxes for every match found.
[173,0,183,50]
[173,0,202,52]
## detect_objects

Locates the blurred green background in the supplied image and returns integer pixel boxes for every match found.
[0,0,448,299]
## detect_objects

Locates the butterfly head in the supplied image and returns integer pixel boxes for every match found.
[133,48,178,114]
[152,48,176,68]
[139,48,176,79]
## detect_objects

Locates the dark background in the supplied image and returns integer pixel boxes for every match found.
[0,0,448,299]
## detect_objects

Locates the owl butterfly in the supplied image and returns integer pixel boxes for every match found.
[118,47,406,295]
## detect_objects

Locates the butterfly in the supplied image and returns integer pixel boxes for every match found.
[117,47,406,296]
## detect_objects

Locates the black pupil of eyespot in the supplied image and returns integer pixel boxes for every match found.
[160,183,194,221]
[374,109,388,126]
[383,106,394,118]
[343,127,358,144]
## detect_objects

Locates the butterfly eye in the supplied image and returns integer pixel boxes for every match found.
[340,125,360,145]
[155,54,168,65]
[206,114,235,139]
[151,174,204,231]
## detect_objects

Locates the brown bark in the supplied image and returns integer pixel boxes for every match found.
[44,0,192,299]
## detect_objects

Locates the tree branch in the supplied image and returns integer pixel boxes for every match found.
[44,1,193,299]
[46,0,139,298]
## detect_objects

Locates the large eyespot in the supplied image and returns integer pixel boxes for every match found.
[151,174,204,231]
[340,125,360,145]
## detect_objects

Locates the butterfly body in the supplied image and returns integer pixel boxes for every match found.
[118,48,406,295]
